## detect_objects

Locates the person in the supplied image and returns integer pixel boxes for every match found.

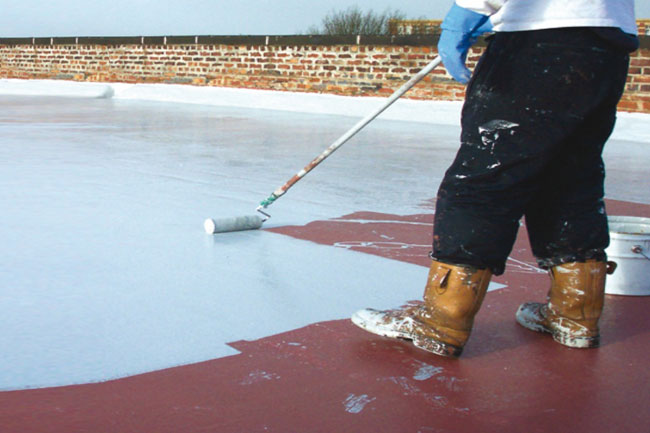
[352,0,639,358]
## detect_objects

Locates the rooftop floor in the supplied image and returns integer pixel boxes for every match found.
[1,89,649,432]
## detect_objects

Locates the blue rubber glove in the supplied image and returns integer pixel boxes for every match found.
[438,3,493,84]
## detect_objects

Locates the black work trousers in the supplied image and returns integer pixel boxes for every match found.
[432,28,631,275]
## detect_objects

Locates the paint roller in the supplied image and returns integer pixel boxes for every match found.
[204,55,444,234]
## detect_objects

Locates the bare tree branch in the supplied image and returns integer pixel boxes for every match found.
[309,6,406,35]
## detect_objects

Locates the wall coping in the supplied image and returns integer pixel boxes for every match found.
[0,34,439,47]
[1,34,647,48]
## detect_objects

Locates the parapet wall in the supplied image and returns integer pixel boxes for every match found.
[1,35,649,113]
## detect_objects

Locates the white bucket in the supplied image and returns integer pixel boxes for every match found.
[605,216,650,296]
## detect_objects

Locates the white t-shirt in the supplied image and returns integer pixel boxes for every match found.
[456,0,637,35]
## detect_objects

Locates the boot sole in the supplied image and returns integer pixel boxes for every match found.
[515,306,599,349]
[351,310,462,358]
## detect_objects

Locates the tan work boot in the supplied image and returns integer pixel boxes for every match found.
[516,259,614,348]
[351,260,492,358]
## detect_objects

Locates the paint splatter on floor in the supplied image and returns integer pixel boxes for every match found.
[344,394,376,414]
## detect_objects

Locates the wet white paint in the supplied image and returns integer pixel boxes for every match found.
[388,376,422,395]
[0,82,649,391]
[343,394,376,414]
[334,241,430,250]
[386,376,449,407]
[0,94,449,391]
[0,225,430,390]
[240,370,281,385]
[436,375,467,392]
[412,361,444,381]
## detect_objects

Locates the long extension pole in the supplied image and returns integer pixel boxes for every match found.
[204,55,443,234]
[257,55,443,215]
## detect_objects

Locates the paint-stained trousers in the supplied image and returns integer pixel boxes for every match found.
[432,28,631,275]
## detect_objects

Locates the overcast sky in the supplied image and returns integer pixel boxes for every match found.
[1,1,649,37]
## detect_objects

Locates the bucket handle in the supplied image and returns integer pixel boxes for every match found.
[631,245,650,260]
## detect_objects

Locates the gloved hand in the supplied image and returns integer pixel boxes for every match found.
[438,3,493,84]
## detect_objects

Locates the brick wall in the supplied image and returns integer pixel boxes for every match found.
[1,35,649,113]
[637,19,650,35]
[620,39,650,112]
